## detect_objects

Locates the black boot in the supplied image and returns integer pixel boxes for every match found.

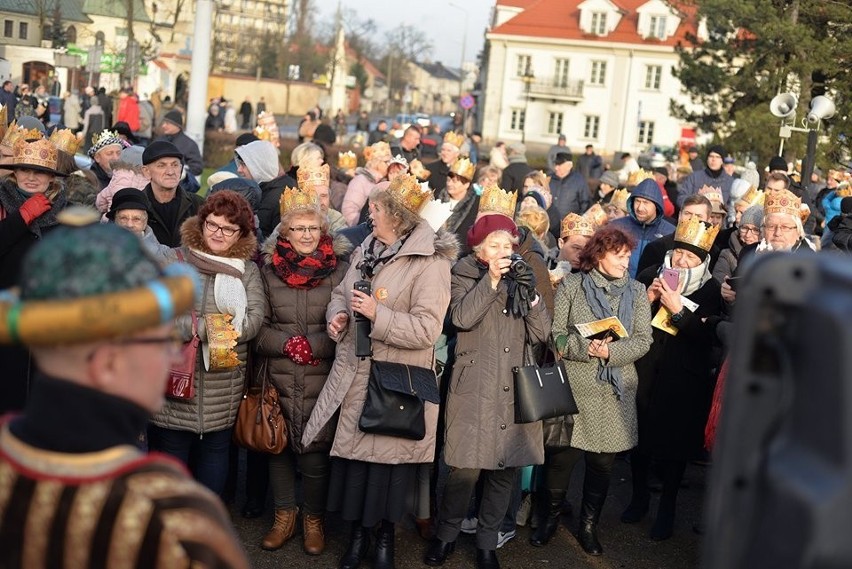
[424,539,455,566]
[529,489,565,547]
[373,521,395,569]
[621,450,650,523]
[339,524,370,569]
[475,548,500,569]
[576,474,609,556]
[650,460,685,541]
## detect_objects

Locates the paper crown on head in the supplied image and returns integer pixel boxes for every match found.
[584,203,609,227]
[799,203,811,224]
[49,128,81,155]
[828,169,849,183]
[9,138,62,176]
[674,217,720,254]
[387,173,432,214]
[738,186,765,207]
[450,157,475,180]
[609,188,630,213]
[280,184,320,218]
[87,129,123,157]
[698,185,723,203]
[1,120,43,149]
[409,159,431,180]
[836,181,852,199]
[626,168,655,187]
[764,189,802,219]
[443,131,465,149]
[297,163,330,190]
[560,213,596,239]
[478,184,517,218]
[338,150,357,170]
[363,141,391,162]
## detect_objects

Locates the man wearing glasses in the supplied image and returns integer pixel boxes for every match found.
[0,219,249,568]
[142,140,205,247]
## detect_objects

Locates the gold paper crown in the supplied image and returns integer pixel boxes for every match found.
[0,106,6,141]
[297,163,330,190]
[560,213,596,238]
[673,217,720,253]
[12,138,58,172]
[584,203,608,227]
[609,188,630,213]
[49,128,81,155]
[828,169,848,183]
[738,186,764,207]
[626,168,655,187]
[205,314,240,370]
[409,159,431,180]
[799,203,811,224]
[1,121,44,149]
[478,183,517,218]
[363,141,391,162]
[836,181,852,198]
[764,189,802,219]
[253,125,273,142]
[443,131,465,149]
[338,151,357,170]
[280,185,320,218]
[387,173,432,214]
[449,157,475,180]
[698,185,724,205]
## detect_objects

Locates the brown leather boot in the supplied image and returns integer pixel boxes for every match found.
[302,513,325,555]
[261,508,297,551]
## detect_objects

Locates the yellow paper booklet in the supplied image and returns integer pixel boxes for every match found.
[652,297,699,336]
[574,316,629,341]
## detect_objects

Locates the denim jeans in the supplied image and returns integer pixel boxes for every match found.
[148,425,233,496]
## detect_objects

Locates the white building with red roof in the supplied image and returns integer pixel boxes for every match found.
[480,0,704,157]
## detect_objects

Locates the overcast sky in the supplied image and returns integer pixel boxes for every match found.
[316,0,495,69]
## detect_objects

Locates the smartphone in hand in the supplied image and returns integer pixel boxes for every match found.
[662,268,680,291]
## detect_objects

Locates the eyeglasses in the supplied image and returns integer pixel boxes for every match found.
[739,226,760,236]
[116,214,147,224]
[763,224,797,234]
[289,226,321,234]
[204,219,240,237]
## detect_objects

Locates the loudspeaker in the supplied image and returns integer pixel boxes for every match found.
[807,95,836,124]
[703,253,852,569]
[769,93,798,119]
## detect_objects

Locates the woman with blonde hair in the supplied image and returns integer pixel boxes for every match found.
[341,141,391,226]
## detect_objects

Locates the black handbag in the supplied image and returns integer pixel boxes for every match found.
[514,340,579,424]
[359,361,440,440]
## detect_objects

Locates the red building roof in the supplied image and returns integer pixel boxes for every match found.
[491,0,696,48]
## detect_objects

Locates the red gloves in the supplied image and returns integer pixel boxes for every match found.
[284,336,320,366]
[19,194,52,226]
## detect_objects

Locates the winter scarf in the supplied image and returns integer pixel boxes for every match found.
[660,250,711,297]
[356,233,409,280]
[271,233,337,289]
[0,181,67,238]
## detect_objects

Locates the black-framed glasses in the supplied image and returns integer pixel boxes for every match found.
[205,219,239,237]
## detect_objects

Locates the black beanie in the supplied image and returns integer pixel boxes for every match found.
[768,156,788,172]
[706,145,726,160]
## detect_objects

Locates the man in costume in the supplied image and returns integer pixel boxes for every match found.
[0,211,249,569]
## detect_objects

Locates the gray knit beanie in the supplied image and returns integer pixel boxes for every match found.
[740,205,764,227]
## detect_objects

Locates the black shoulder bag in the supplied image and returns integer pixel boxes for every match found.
[358,361,441,440]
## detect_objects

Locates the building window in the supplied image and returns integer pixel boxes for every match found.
[95,31,105,45]
[648,15,667,39]
[66,25,76,43]
[510,109,526,131]
[553,58,569,87]
[584,115,600,140]
[589,61,606,85]
[638,121,655,144]
[644,65,662,90]
[19,22,27,39]
[547,112,563,135]
[591,12,607,35]
[4,20,12,38]
[516,54,531,77]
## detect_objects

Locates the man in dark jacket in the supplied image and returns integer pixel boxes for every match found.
[577,144,604,183]
[501,142,533,193]
[141,140,204,247]
[549,152,591,220]
[677,145,734,209]
[426,132,463,193]
[239,97,253,129]
[0,81,16,122]
[154,109,204,177]
[610,178,676,278]
[391,125,422,164]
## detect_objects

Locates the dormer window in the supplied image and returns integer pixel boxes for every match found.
[591,12,607,35]
[648,15,667,39]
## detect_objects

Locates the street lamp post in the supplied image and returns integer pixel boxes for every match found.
[769,93,835,189]
[521,69,534,143]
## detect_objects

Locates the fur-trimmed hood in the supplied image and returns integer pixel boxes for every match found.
[432,227,462,262]
[179,216,258,260]
[260,228,353,265]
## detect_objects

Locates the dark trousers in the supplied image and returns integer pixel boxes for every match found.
[541,446,616,525]
[148,425,232,496]
[436,467,517,550]
[269,446,329,515]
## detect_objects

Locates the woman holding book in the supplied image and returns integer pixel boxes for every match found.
[532,225,652,556]
[625,217,722,541]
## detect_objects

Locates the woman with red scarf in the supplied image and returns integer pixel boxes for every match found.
[253,174,349,556]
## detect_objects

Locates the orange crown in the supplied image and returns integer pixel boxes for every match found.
[674,217,720,253]
[449,157,475,180]
[409,159,431,180]
[609,188,630,213]
[49,128,81,155]
[443,131,465,149]
[297,163,330,190]
[764,189,802,220]
[626,169,655,187]
[387,173,432,214]
[583,203,609,227]
[478,184,517,218]
[560,213,596,239]
[280,184,320,218]
[338,151,357,170]
[1,121,43,149]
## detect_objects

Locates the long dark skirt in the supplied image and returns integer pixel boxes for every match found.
[327,457,419,527]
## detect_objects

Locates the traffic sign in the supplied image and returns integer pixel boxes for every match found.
[460,94,475,110]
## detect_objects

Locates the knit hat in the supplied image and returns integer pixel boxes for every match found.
[740,205,764,228]
[206,170,238,188]
[162,109,184,128]
[209,177,262,212]
[120,145,145,166]
[112,121,139,145]
[706,145,726,160]
[730,178,752,203]
[599,170,620,188]
[235,132,260,147]
[522,189,547,209]
[235,140,280,183]
[741,161,760,188]
[768,156,788,173]
[554,152,573,165]
[507,142,526,157]
[142,140,183,165]
[107,188,151,220]
[87,130,124,158]
[467,213,519,248]
[0,209,196,346]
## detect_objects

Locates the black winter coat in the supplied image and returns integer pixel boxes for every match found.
[257,174,295,238]
[143,184,205,247]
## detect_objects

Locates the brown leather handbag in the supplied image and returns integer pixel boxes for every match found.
[233,360,287,454]
[165,309,199,400]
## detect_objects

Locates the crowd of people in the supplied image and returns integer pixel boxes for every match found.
[0,85,851,569]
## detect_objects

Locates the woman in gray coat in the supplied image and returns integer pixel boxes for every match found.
[530,225,652,556]
[425,213,550,569]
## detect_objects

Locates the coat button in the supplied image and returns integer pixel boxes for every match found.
[503,386,510,392]
[470,359,475,364]
[498,461,504,468]
[504,347,510,353]
[502,309,508,314]
[500,424,506,430]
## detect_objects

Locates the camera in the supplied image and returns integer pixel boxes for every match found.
[353,280,372,358]
[508,253,529,277]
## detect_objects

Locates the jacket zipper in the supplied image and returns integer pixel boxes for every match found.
[198,274,211,439]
